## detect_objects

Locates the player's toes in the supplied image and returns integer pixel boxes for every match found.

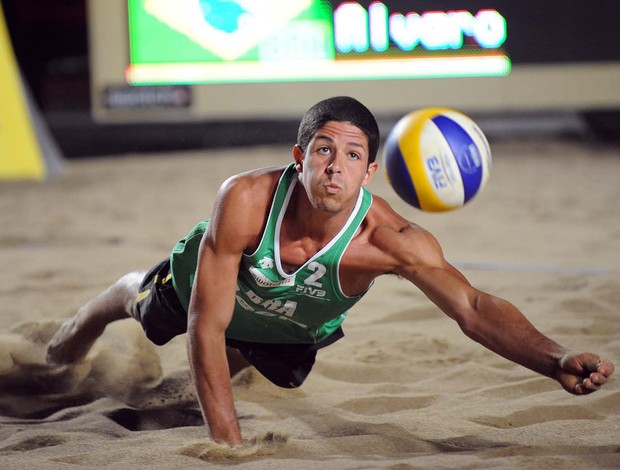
[45,342,67,365]
[45,323,77,365]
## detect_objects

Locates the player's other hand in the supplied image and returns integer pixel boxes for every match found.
[556,352,614,395]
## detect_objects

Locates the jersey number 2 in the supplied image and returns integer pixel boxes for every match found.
[305,261,326,287]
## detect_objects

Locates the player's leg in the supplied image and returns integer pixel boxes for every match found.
[226,347,251,378]
[46,271,146,365]
[225,328,345,387]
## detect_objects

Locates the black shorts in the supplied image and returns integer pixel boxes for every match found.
[134,258,188,346]
[135,259,344,388]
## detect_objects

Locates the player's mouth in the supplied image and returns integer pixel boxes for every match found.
[324,182,342,194]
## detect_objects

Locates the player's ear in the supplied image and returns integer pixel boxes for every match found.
[362,161,379,186]
[293,145,304,172]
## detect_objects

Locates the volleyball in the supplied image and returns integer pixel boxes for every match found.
[382,108,492,212]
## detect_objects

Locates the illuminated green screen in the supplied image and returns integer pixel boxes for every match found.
[127,0,511,85]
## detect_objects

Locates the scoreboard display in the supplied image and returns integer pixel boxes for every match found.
[126,0,510,84]
[88,0,620,121]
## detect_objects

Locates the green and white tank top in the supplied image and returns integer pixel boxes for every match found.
[170,163,373,344]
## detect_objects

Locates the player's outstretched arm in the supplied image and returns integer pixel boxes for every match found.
[377,222,615,394]
[460,290,614,394]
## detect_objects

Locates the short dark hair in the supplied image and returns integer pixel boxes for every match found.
[297,96,380,164]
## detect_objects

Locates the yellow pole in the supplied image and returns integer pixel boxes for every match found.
[0,3,45,180]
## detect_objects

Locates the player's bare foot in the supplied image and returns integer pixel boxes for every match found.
[46,311,106,365]
[46,273,141,365]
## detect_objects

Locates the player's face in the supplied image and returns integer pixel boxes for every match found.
[293,121,378,213]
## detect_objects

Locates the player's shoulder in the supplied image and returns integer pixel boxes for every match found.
[223,165,285,190]
[365,193,409,231]
[363,194,437,253]
[210,167,287,245]
[219,166,286,203]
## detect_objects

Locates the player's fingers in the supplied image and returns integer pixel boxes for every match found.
[588,372,609,386]
[581,377,601,392]
[581,354,603,372]
[597,360,615,377]
[574,383,587,395]
[574,378,598,395]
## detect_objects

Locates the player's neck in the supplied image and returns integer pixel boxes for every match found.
[286,186,354,244]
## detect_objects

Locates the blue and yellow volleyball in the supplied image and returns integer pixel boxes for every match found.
[383,108,492,212]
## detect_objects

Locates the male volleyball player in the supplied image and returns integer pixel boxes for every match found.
[47,96,614,447]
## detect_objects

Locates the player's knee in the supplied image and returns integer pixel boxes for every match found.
[117,271,146,317]
[118,271,146,290]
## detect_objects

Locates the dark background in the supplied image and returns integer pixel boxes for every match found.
[2,0,619,157]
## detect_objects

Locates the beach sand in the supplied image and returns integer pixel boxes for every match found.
[0,139,618,469]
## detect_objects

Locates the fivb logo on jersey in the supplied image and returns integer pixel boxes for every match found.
[248,257,328,299]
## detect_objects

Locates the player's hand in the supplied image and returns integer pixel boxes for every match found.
[556,352,614,395]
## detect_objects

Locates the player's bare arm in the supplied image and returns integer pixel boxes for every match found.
[186,168,281,446]
[366,201,614,395]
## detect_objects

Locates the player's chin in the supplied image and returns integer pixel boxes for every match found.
[315,200,343,213]
[310,193,344,213]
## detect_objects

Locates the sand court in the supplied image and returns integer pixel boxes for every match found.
[0,139,619,468]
